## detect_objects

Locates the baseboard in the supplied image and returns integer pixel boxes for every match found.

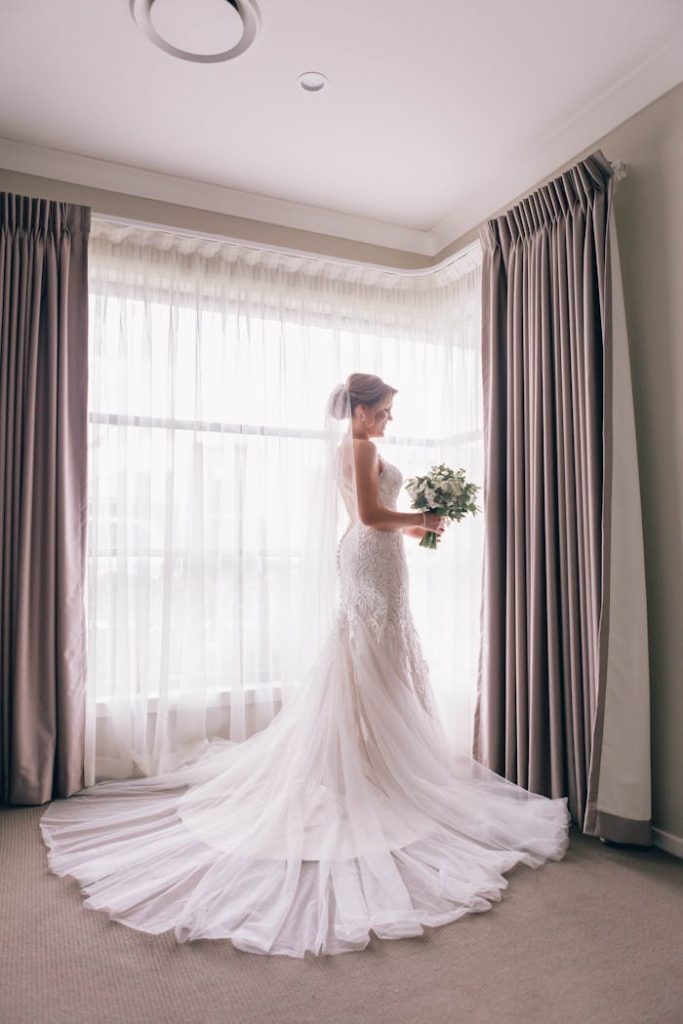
[652,826,683,860]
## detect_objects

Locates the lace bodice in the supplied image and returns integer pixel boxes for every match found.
[336,443,402,521]
[375,455,404,508]
[335,451,434,714]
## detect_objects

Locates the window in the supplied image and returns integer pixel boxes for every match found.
[84,223,483,779]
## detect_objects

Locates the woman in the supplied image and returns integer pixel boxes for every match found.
[39,372,570,958]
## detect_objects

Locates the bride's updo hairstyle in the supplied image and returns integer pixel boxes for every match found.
[327,373,398,420]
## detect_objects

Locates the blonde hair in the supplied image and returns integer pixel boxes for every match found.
[328,372,398,420]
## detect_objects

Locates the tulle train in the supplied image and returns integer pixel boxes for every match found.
[40,610,571,957]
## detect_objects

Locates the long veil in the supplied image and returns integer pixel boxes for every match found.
[285,382,358,689]
[166,382,376,863]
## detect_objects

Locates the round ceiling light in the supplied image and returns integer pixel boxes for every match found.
[298,72,327,92]
[130,0,260,63]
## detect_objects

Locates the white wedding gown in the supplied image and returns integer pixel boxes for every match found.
[39,453,570,957]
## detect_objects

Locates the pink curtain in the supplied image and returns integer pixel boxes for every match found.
[475,151,651,845]
[0,192,91,805]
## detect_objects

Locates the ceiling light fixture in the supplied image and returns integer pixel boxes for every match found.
[298,72,327,93]
[130,0,260,63]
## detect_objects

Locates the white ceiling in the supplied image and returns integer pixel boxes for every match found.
[1,0,682,255]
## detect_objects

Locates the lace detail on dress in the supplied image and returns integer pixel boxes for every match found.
[336,454,435,715]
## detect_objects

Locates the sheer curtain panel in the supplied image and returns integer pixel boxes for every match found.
[85,221,483,783]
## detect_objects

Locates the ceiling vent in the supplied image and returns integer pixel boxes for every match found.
[130,0,260,63]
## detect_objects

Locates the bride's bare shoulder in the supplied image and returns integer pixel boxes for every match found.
[351,437,377,454]
[351,438,379,463]
[351,438,382,475]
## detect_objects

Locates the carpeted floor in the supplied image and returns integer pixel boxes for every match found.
[1,807,682,1024]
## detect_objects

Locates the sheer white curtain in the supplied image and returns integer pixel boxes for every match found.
[84,220,483,784]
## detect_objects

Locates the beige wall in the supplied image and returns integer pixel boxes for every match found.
[442,82,683,845]
[2,82,681,844]
[0,167,432,270]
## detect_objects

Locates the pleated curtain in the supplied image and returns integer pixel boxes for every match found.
[0,193,91,805]
[475,149,651,844]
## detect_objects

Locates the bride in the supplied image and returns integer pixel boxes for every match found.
[39,372,570,958]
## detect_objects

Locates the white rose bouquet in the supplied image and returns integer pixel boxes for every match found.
[404,463,481,549]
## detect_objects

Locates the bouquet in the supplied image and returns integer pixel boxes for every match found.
[404,463,481,549]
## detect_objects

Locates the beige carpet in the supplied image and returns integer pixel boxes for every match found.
[1,807,682,1024]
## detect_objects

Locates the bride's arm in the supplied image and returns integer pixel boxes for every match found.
[353,439,426,532]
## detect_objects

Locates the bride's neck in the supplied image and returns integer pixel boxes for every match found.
[350,417,371,441]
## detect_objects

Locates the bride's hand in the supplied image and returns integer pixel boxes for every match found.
[424,512,447,534]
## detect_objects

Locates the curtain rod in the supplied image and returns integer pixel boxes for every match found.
[91,158,627,277]
[90,214,482,280]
